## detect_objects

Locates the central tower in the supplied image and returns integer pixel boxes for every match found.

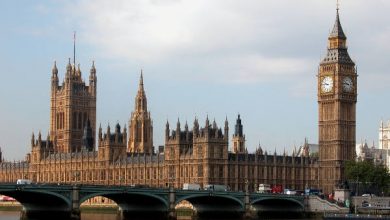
[318,9,357,193]
[128,71,153,153]
[50,60,97,153]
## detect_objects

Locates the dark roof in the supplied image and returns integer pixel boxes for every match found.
[321,48,354,65]
[329,10,346,39]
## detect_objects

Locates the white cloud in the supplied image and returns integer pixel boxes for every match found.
[59,0,390,92]
[63,0,321,86]
[213,54,312,84]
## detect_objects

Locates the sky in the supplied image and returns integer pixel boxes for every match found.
[0,0,389,160]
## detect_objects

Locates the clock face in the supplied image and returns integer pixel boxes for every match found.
[342,77,353,92]
[321,76,333,93]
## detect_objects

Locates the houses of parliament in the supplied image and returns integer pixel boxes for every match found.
[0,9,357,194]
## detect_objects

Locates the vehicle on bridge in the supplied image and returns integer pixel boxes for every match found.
[305,188,322,196]
[182,183,201,190]
[284,189,297,195]
[204,184,229,191]
[271,184,283,194]
[16,179,32,185]
[258,184,271,193]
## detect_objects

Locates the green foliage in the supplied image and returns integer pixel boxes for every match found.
[345,160,390,195]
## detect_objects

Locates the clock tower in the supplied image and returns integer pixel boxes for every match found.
[318,8,357,193]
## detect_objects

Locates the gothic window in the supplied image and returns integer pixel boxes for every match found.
[136,123,141,142]
[209,147,214,158]
[78,112,82,129]
[144,125,147,140]
[73,112,77,129]
[219,146,224,158]
[197,146,202,158]
[197,165,203,177]
[56,113,60,129]
[169,166,175,178]
[83,112,87,127]
[60,112,64,129]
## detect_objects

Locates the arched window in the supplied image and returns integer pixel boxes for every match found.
[73,112,77,129]
[83,112,88,128]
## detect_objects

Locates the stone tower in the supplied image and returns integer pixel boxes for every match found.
[128,71,153,153]
[50,60,97,153]
[98,123,127,162]
[232,114,245,153]
[165,117,229,188]
[379,120,390,149]
[318,8,357,193]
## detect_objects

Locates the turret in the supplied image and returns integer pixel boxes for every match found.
[98,124,102,142]
[89,61,97,94]
[123,126,127,144]
[38,131,42,145]
[235,114,243,137]
[176,119,181,138]
[165,121,170,139]
[135,70,147,112]
[46,133,50,148]
[224,117,229,139]
[66,58,72,79]
[232,114,245,153]
[185,121,189,141]
[31,132,35,147]
[106,124,111,138]
[51,61,58,88]
[205,116,210,136]
[193,118,199,137]
[115,123,121,143]
[76,63,81,78]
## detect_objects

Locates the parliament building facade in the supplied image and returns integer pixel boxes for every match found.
[0,9,357,194]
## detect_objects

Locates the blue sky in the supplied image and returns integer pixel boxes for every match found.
[0,0,389,160]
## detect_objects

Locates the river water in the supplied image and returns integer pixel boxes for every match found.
[0,211,120,220]
[0,211,320,220]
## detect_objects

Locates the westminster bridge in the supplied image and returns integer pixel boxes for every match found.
[0,184,305,220]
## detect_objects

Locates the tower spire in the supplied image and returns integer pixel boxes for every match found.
[329,5,346,39]
[73,31,76,67]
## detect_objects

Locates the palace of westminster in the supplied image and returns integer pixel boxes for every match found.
[0,9,363,194]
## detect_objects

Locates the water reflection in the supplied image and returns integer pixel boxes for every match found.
[0,211,120,220]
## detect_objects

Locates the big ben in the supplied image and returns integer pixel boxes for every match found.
[318,8,357,193]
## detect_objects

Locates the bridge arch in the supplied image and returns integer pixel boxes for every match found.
[251,197,304,209]
[251,197,304,217]
[176,194,245,211]
[176,194,245,219]
[0,188,72,219]
[80,191,169,209]
[80,191,169,220]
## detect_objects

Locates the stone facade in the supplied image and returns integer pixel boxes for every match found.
[0,9,356,194]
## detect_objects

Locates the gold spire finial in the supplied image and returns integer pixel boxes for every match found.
[336,0,339,11]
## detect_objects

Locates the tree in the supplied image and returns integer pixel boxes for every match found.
[345,160,390,196]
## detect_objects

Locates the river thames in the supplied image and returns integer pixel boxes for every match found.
[0,211,120,220]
